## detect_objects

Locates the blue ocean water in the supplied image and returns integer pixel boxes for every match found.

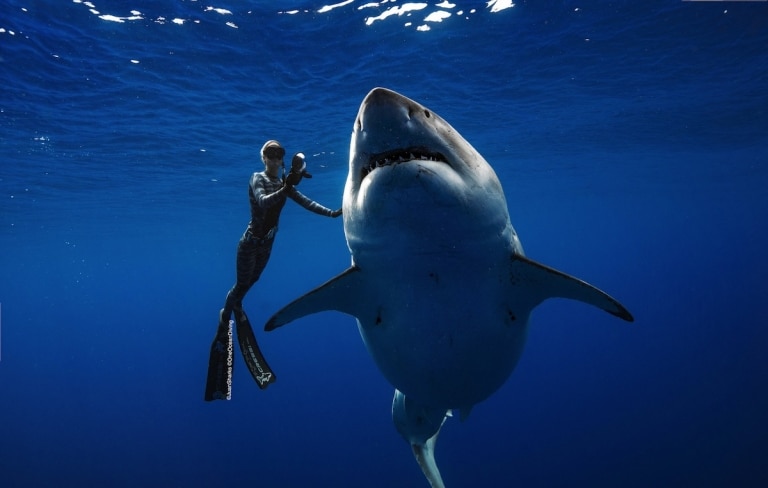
[1,0,767,486]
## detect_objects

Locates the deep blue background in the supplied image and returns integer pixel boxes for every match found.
[1,1,767,487]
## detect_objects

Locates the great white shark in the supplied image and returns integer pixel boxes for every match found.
[265,87,634,487]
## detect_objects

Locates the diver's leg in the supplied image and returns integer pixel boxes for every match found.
[238,236,274,298]
[233,240,277,389]
[221,231,260,322]
[204,231,256,401]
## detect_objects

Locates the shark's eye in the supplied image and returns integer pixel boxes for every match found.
[424,110,431,118]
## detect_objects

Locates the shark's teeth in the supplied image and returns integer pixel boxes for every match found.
[361,147,447,180]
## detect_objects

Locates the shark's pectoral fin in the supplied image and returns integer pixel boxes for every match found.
[392,390,449,488]
[265,266,364,331]
[511,253,634,322]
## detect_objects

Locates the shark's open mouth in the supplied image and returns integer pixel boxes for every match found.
[361,146,447,180]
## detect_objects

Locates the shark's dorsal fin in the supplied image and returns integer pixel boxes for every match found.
[510,254,634,322]
[265,266,364,331]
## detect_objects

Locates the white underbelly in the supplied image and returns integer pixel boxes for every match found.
[355,256,529,409]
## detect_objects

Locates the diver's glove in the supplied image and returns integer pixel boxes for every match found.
[330,208,342,218]
[285,152,312,187]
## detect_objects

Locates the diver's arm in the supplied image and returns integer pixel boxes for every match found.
[288,188,341,217]
[252,173,289,208]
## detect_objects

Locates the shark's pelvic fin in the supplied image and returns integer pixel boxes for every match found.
[264,266,364,331]
[511,253,634,322]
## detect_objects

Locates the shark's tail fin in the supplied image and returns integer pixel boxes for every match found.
[392,390,449,488]
[412,435,445,488]
[510,253,634,322]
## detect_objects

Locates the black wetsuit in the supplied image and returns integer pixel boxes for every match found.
[205,170,336,400]
[222,171,336,320]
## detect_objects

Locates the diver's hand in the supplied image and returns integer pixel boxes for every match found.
[330,208,342,218]
[284,172,301,187]
[286,153,308,187]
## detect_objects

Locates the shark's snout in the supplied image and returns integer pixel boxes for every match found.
[355,87,433,133]
[353,88,448,182]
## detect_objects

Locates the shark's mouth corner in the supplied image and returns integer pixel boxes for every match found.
[361,147,448,180]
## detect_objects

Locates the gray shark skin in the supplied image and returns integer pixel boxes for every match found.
[265,87,633,487]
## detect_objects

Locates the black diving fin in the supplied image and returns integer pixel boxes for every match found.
[233,308,276,390]
[204,317,234,401]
